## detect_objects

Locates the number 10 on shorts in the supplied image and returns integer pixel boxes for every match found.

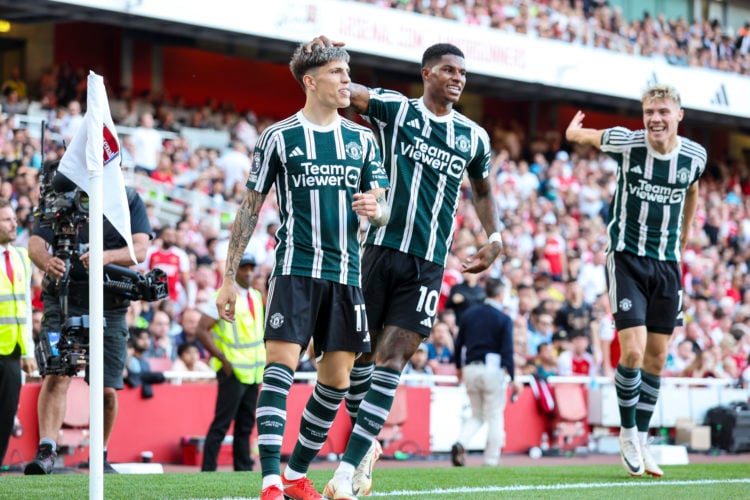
[416,286,439,316]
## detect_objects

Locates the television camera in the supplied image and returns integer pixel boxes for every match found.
[33,159,168,376]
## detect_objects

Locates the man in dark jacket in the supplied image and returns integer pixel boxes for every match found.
[451,278,519,467]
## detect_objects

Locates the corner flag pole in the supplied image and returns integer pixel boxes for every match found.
[57,70,139,498]
[86,73,105,500]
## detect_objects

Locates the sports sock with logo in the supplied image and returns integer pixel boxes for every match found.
[635,369,661,432]
[342,366,400,467]
[614,363,641,429]
[256,363,293,478]
[286,382,348,478]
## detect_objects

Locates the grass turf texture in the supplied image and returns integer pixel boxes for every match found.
[4,463,748,499]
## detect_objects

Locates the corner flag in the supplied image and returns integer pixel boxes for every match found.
[57,70,137,264]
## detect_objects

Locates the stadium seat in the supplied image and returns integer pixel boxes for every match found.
[145,357,173,373]
[57,376,90,455]
[550,383,588,452]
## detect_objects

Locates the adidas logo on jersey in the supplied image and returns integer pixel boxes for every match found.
[407,118,420,129]
[630,165,643,174]
[289,146,304,157]
[420,317,432,328]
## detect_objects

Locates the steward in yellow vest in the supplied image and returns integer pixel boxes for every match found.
[196,253,266,471]
[208,284,265,383]
[0,245,32,357]
[0,199,36,467]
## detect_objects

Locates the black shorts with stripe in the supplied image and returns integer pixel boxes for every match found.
[361,245,444,337]
[605,251,683,334]
[264,274,371,357]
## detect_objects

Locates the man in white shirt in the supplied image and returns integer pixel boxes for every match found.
[60,100,84,144]
[131,112,163,175]
[217,141,251,195]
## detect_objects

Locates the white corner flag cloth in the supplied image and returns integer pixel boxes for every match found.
[58,71,137,264]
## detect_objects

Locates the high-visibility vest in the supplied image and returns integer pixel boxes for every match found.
[0,246,31,356]
[210,287,265,384]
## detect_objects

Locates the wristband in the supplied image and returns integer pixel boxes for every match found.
[373,204,383,220]
[488,232,502,247]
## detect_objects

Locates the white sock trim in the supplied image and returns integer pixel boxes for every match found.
[620,426,638,439]
[638,431,648,446]
[283,466,306,481]
[262,474,282,490]
[335,462,356,480]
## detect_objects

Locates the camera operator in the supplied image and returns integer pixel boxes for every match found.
[24,184,152,475]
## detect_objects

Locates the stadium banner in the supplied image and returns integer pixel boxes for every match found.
[52,0,750,119]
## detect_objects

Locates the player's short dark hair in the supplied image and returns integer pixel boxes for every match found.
[421,43,464,68]
[289,43,349,90]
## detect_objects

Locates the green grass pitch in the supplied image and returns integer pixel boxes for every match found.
[5,463,749,499]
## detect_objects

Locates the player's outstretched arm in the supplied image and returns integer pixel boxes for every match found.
[216,189,266,322]
[565,110,603,148]
[464,176,502,274]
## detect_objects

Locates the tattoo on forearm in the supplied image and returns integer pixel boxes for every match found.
[224,191,266,280]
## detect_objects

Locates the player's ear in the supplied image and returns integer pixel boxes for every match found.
[303,73,316,91]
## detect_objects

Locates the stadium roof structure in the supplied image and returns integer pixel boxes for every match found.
[1,0,748,129]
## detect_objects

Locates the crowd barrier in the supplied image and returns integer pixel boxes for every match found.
[7,373,748,467]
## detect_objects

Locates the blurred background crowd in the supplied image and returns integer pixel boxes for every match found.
[361,0,750,74]
[1,1,749,391]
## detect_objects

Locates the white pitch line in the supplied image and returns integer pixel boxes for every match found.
[367,478,750,497]
[207,478,750,500]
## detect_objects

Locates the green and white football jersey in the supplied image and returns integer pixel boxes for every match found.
[247,111,389,287]
[361,90,492,267]
[601,127,706,261]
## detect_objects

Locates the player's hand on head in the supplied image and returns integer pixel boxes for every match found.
[303,35,345,53]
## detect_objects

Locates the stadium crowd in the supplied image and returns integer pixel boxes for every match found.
[356,0,750,74]
[1,29,750,393]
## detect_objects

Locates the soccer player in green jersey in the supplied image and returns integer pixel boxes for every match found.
[566,83,706,479]
[304,37,504,500]
[216,43,390,500]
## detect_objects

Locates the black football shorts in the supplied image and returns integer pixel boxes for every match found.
[264,274,371,357]
[361,245,444,338]
[606,251,683,334]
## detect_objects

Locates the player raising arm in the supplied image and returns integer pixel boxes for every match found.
[566,83,705,479]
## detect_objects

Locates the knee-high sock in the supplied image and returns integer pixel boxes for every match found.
[345,363,374,425]
[635,369,661,433]
[342,366,400,467]
[614,363,641,429]
[256,363,294,478]
[287,382,348,475]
